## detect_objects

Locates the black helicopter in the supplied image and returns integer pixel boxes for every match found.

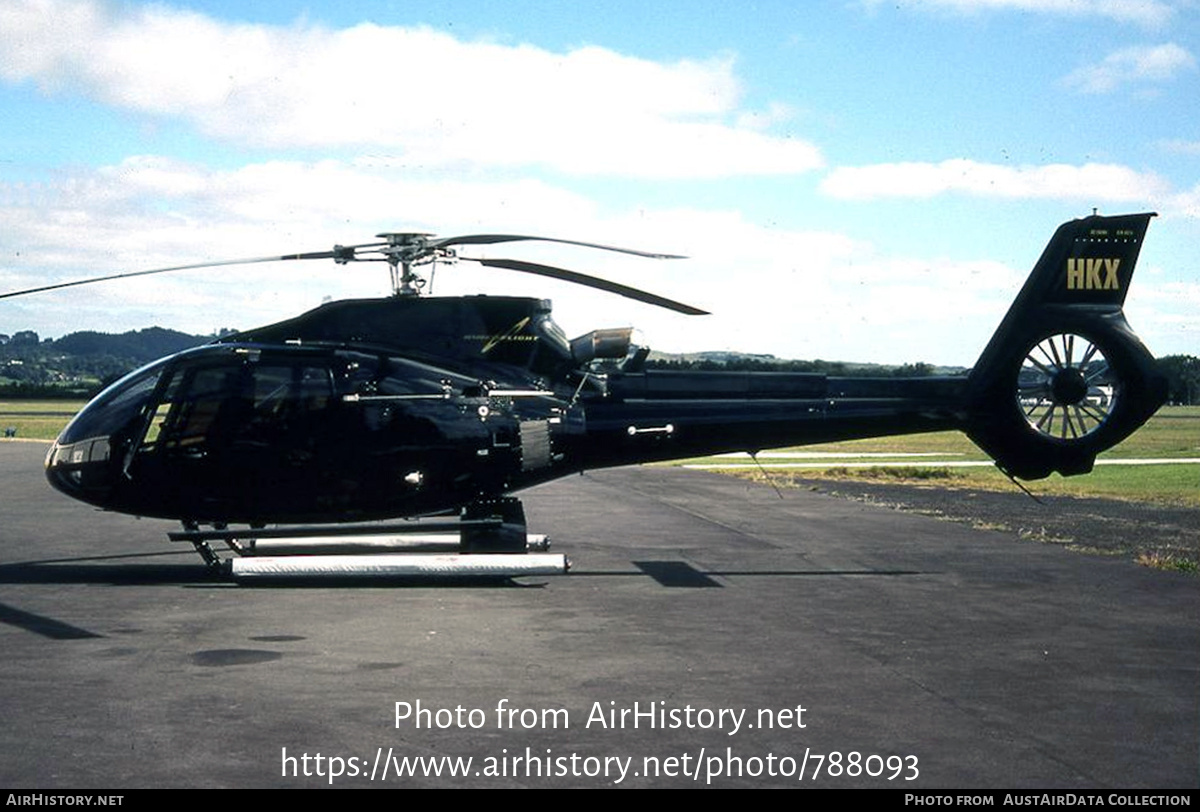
[4,213,1168,567]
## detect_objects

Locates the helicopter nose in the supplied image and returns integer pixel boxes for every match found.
[44,436,117,505]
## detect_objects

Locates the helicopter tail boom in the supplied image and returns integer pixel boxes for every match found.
[962,212,1167,479]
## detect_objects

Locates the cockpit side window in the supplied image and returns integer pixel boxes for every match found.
[137,359,335,453]
[143,366,239,451]
[251,365,331,414]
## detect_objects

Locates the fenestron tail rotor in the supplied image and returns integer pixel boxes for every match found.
[0,231,704,315]
[1017,333,1117,441]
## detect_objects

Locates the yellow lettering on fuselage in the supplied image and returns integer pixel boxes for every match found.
[1066,258,1120,291]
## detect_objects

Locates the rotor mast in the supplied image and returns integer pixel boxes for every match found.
[376,232,446,297]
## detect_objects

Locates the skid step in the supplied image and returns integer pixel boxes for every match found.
[227,552,569,580]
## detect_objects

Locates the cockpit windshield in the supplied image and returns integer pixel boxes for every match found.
[56,359,170,446]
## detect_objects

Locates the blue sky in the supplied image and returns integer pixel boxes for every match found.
[1,0,1196,365]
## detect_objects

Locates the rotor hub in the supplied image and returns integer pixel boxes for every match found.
[373,233,445,296]
[377,232,434,251]
[377,232,433,242]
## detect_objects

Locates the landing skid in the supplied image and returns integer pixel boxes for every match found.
[169,498,567,579]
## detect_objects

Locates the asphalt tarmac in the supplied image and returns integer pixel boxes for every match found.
[0,440,1197,789]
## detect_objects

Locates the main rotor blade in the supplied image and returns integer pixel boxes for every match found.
[432,234,686,260]
[470,257,708,315]
[0,250,339,301]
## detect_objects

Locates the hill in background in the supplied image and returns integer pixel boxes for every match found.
[0,327,219,396]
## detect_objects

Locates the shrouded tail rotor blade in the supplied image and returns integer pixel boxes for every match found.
[473,257,708,315]
[0,250,341,301]
[433,234,686,260]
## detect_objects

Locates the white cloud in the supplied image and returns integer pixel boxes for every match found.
[1,155,613,270]
[875,0,1176,28]
[1126,281,1200,348]
[1165,182,1200,220]
[0,154,1046,364]
[820,159,1171,204]
[0,0,822,179]
[1062,43,1197,94]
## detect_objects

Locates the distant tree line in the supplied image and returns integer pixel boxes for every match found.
[0,327,221,398]
[1158,355,1200,405]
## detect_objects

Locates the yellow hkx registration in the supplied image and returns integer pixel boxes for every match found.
[1066,258,1121,291]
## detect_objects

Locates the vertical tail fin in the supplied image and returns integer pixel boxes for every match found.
[965,212,1167,479]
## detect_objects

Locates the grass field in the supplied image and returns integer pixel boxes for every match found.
[0,400,87,441]
[3,400,1197,504]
